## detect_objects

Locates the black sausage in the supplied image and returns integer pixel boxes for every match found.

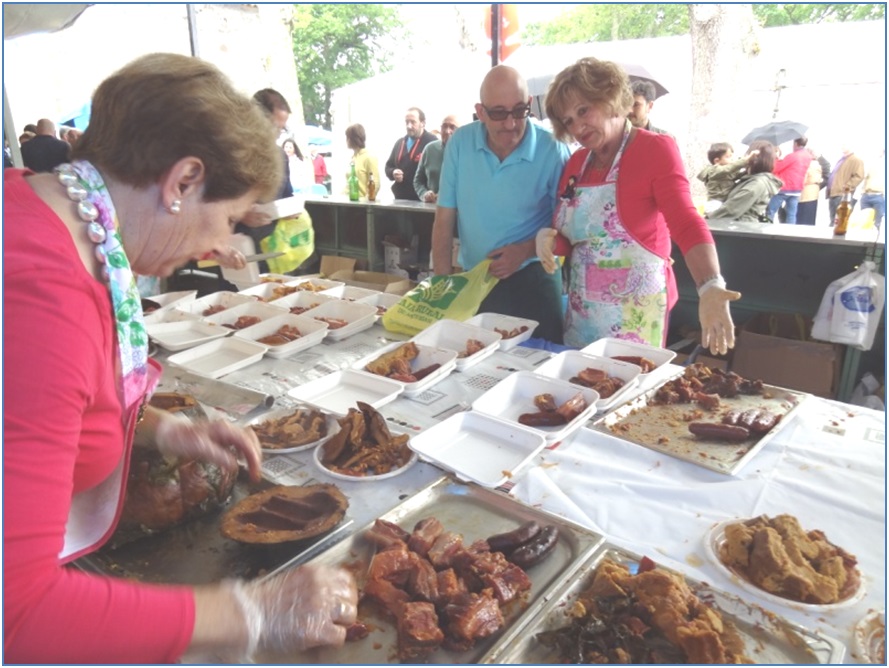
[486,520,541,553]
[508,525,559,568]
[688,422,751,442]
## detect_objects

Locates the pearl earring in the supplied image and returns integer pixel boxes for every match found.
[169,199,182,215]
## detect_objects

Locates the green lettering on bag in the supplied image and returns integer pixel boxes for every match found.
[406,275,468,309]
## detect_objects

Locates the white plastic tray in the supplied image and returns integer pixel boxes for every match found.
[411,318,502,371]
[302,299,376,341]
[580,336,677,383]
[535,350,641,412]
[166,337,268,379]
[147,319,230,352]
[202,300,286,329]
[246,407,341,455]
[409,411,547,488]
[143,307,202,326]
[288,277,346,294]
[465,312,538,350]
[271,290,340,314]
[182,290,257,318]
[287,369,404,416]
[472,370,600,443]
[323,284,382,302]
[238,280,306,303]
[358,291,402,319]
[353,341,457,397]
[141,289,197,314]
[233,313,329,358]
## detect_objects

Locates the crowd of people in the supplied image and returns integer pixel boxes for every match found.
[3,47,884,664]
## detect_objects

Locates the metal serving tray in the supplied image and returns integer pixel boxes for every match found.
[486,544,846,664]
[592,380,809,475]
[256,477,605,664]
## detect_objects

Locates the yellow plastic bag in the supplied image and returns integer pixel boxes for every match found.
[260,211,314,274]
[382,260,499,336]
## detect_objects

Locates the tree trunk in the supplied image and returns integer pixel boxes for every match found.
[686,4,760,199]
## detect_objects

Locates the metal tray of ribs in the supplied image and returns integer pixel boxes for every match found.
[486,544,846,664]
[254,476,605,664]
[591,364,809,475]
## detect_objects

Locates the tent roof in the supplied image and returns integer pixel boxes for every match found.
[3,4,92,40]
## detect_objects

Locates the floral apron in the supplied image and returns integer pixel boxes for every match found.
[554,122,669,349]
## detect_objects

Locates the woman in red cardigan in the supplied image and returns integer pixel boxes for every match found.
[536,58,739,354]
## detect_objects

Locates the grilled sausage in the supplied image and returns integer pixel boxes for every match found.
[722,410,742,426]
[486,520,541,553]
[737,409,761,430]
[688,422,751,442]
[508,525,559,568]
[750,410,781,434]
[412,363,442,381]
[518,412,567,427]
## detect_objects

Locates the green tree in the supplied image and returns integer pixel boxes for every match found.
[292,4,401,128]
[753,3,884,26]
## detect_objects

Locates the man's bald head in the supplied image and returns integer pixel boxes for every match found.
[479,65,528,105]
[36,119,57,136]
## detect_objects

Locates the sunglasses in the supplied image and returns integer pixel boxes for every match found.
[481,103,531,121]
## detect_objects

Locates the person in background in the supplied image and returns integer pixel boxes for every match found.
[697,142,749,213]
[20,118,70,172]
[282,138,314,195]
[432,65,570,344]
[4,52,357,664]
[628,80,672,137]
[18,130,36,147]
[707,141,783,224]
[859,149,885,231]
[766,136,813,224]
[309,143,330,192]
[827,145,865,223]
[796,149,823,225]
[384,106,437,200]
[345,123,381,199]
[413,114,460,203]
[537,58,738,353]
[63,127,84,149]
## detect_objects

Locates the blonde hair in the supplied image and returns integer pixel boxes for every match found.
[72,53,281,202]
[545,58,634,143]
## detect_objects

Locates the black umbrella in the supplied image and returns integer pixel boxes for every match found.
[527,63,668,120]
[742,120,808,146]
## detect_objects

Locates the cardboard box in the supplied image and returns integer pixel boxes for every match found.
[382,235,418,274]
[319,256,357,277]
[328,269,414,295]
[730,312,843,398]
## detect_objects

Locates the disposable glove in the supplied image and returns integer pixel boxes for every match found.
[535,228,558,274]
[227,564,358,661]
[698,283,742,356]
[155,413,262,482]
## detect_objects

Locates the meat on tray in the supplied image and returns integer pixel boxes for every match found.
[519,392,588,427]
[569,367,626,398]
[357,516,557,661]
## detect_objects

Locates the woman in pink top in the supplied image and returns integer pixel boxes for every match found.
[536,58,739,353]
[3,53,357,663]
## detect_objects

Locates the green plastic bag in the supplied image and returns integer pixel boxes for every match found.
[382,260,499,336]
[260,211,314,274]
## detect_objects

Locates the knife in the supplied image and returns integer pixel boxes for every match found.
[196,251,285,268]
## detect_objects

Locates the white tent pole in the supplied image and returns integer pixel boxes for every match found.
[186,4,200,57]
[4,83,23,168]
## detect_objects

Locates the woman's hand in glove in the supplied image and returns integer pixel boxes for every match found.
[699,285,742,355]
[228,564,358,660]
[535,228,558,274]
[155,413,262,482]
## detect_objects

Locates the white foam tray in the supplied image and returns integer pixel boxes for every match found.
[353,342,457,397]
[181,290,257,318]
[411,318,502,371]
[142,289,197,314]
[324,284,382,302]
[535,350,641,412]
[472,370,600,443]
[465,312,538,351]
[238,280,306,303]
[147,319,230,352]
[233,313,329,358]
[271,290,340,314]
[579,337,677,382]
[287,369,404,416]
[358,291,402,320]
[143,307,202,326]
[202,300,286,329]
[166,337,268,379]
[302,299,377,341]
[288,277,346,294]
[409,411,547,488]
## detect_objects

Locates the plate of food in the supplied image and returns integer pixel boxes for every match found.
[353,341,457,397]
[288,277,346,294]
[487,545,846,664]
[246,406,341,454]
[535,350,641,412]
[271,290,340,315]
[579,337,676,385]
[238,280,307,303]
[854,610,886,664]
[411,318,502,371]
[202,300,287,331]
[233,313,328,358]
[358,291,402,320]
[182,290,257,318]
[301,299,377,341]
[465,312,538,351]
[313,402,417,481]
[140,289,197,315]
[705,514,864,610]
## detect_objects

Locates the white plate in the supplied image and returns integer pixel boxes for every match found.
[270,290,340,315]
[233,313,328,358]
[141,289,197,314]
[411,319,502,371]
[472,370,599,443]
[854,610,885,664]
[313,429,418,482]
[143,307,202,326]
[302,300,376,341]
[287,369,405,416]
[353,341,457,397]
[409,411,546,488]
[166,337,268,379]
[182,290,257,318]
[202,300,286,329]
[246,407,341,455]
[288,277,346,294]
[238,280,306,302]
[358,291,402,320]
[324,284,382,302]
[147,319,231,352]
[579,337,677,381]
[535,350,641,412]
[465,312,538,351]
[705,519,866,611]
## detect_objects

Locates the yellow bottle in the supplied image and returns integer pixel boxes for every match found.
[367,171,377,202]
[833,187,852,235]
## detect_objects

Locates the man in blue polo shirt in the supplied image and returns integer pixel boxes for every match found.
[431,65,570,344]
